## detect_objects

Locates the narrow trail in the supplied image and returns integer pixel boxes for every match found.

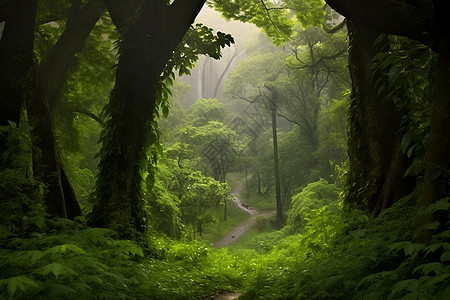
[213,182,275,299]
[213,182,276,248]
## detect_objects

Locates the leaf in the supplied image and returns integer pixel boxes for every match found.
[0,276,39,297]
[389,241,424,257]
[37,262,78,277]
[441,249,450,263]
[413,262,445,276]
[43,244,86,257]
[389,279,419,299]
[373,33,387,46]
[422,273,450,289]
[162,105,169,118]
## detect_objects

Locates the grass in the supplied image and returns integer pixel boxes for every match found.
[241,191,276,211]
[202,172,277,244]
[228,215,280,251]
[202,201,249,242]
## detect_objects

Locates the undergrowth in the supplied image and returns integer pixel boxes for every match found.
[232,194,450,299]
[0,220,244,300]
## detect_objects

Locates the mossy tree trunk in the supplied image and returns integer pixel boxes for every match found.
[326,1,450,219]
[346,21,414,214]
[1,0,103,219]
[90,0,206,239]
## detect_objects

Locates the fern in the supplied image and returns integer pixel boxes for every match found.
[0,276,39,299]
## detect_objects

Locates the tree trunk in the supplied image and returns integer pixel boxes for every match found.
[27,0,102,219]
[39,0,104,113]
[0,0,37,127]
[346,21,413,213]
[90,0,206,238]
[271,106,283,226]
[26,63,67,218]
[421,30,450,207]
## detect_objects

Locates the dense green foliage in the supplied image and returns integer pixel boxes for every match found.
[231,196,450,299]
[1,0,449,299]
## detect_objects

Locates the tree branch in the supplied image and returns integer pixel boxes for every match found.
[213,46,243,98]
[323,18,346,34]
[325,0,431,45]
[71,107,104,126]
[259,0,282,36]
[39,0,105,112]
[102,0,139,30]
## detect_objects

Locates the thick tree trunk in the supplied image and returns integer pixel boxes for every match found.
[90,0,206,238]
[421,32,450,207]
[0,1,92,219]
[346,21,413,213]
[26,63,67,218]
[0,0,37,127]
[25,0,102,219]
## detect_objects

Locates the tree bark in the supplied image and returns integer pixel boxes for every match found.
[346,21,413,213]
[39,0,104,113]
[26,63,67,218]
[32,0,104,219]
[327,1,450,214]
[90,0,206,237]
[421,28,450,207]
[271,106,283,227]
[325,0,431,45]
[0,0,37,127]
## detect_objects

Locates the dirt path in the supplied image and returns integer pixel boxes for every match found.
[213,182,275,299]
[213,183,276,248]
[214,292,242,300]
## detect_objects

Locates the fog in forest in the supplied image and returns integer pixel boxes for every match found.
[0,1,448,299]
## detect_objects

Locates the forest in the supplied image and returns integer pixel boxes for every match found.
[0,0,449,299]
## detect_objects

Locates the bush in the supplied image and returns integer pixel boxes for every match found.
[286,179,339,234]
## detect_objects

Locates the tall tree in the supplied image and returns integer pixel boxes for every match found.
[0,0,37,127]
[324,0,449,213]
[1,0,106,219]
[90,0,233,238]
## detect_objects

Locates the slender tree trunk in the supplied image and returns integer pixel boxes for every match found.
[257,173,262,194]
[222,170,227,221]
[212,47,242,99]
[245,167,248,194]
[271,106,283,226]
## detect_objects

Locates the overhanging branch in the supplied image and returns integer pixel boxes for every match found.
[325,0,431,45]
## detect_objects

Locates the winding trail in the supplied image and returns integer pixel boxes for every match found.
[212,182,276,299]
[213,182,275,299]
[213,183,276,248]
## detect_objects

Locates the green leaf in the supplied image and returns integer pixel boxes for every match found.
[43,244,86,257]
[37,262,78,277]
[389,241,424,257]
[0,276,39,297]
[413,262,445,276]
[422,273,450,289]
[162,105,169,118]
[389,279,419,299]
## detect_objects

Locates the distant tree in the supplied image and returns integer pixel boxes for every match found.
[187,98,227,127]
